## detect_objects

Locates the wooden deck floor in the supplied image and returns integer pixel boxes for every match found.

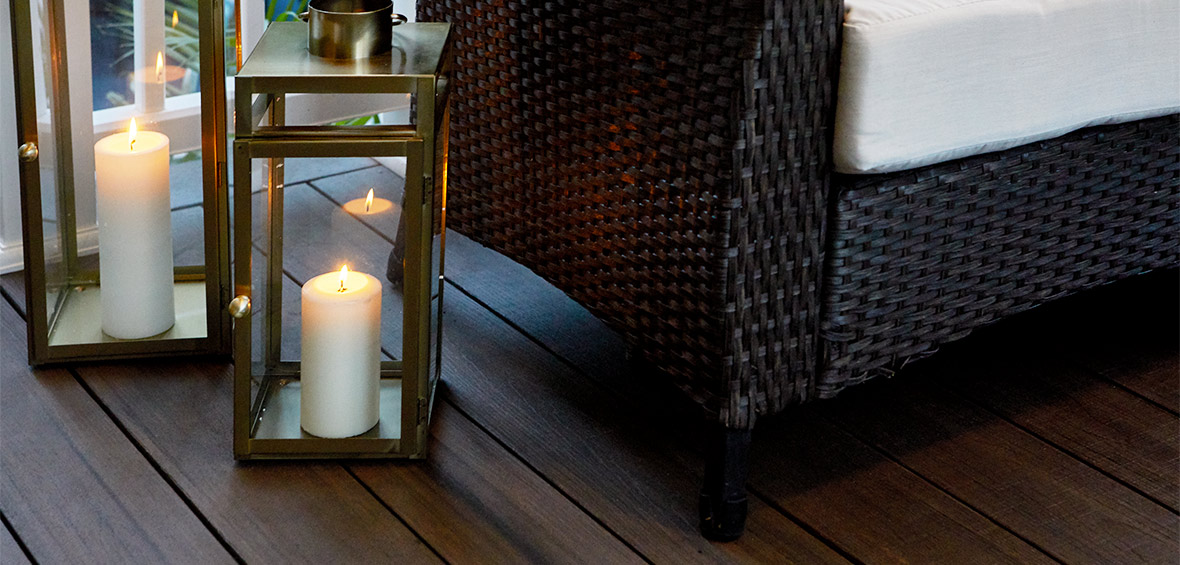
[2,158,1177,564]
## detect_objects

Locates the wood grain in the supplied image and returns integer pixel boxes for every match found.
[436,290,848,564]
[935,348,1179,510]
[350,402,645,564]
[751,410,1054,564]
[1,518,33,565]
[0,273,25,311]
[825,378,1179,563]
[0,300,234,564]
[72,357,442,563]
[274,184,845,563]
[437,226,1056,563]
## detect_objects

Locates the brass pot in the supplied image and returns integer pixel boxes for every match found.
[300,0,407,59]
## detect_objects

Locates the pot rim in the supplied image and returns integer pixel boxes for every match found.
[307,0,393,16]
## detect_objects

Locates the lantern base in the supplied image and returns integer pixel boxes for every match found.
[241,373,420,459]
[47,281,208,347]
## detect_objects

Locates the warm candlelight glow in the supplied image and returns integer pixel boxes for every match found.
[342,189,393,215]
[338,265,349,292]
[155,52,164,83]
[172,10,179,27]
[128,118,138,151]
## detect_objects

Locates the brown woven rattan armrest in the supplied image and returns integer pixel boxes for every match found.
[420,0,843,428]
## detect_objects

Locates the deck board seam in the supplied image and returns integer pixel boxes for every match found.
[1,284,24,321]
[62,367,246,564]
[931,380,1180,514]
[1,285,242,563]
[340,466,452,564]
[744,486,864,565]
[1,510,39,565]
[442,275,862,561]
[1075,365,1179,418]
[817,411,1068,564]
[435,393,656,564]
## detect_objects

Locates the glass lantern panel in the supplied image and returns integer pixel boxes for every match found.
[28,0,225,349]
[14,0,217,349]
[245,156,409,365]
[244,155,410,444]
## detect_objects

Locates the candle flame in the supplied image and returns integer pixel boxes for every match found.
[171,10,179,27]
[128,118,137,151]
[155,51,164,83]
[364,188,374,213]
[338,265,349,292]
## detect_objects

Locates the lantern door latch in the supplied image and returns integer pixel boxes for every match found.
[18,142,38,162]
[228,295,252,318]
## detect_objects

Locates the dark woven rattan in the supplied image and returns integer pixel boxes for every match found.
[821,116,1180,397]
[420,0,1180,429]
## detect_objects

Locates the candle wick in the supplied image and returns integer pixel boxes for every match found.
[365,201,371,213]
[338,280,347,293]
[130,138,136,151]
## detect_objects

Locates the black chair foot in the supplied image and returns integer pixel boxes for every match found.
[699,426,751,541]
[699,489,748,542]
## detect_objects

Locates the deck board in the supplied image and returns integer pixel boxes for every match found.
[0,519,32,565]
[350,403,646,564]
[824,379,1179,563]
[2,157,1176,563]
[437,290,848,564]
[1,272,25,310]
[751,411,1054,564]
[71,358,442,563]
[1057,274,1179,413]
[0,298,235,564]
[937,345,1179,510]
[443,232,1056,563]
[271,182,845,563]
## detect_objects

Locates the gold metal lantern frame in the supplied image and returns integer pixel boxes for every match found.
[230,21,451,459]
[10,0,231,364]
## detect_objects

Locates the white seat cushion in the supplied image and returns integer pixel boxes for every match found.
[833,0,1180,174]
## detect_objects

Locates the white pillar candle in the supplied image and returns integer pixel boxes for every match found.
[94,120,175,339]
[301,266,382,438]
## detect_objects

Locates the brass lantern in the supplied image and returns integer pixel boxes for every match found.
[229,21,451,459]
[9,0,231,364]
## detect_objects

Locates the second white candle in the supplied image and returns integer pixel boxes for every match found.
[300,266,382,438]
[94,123,175,339]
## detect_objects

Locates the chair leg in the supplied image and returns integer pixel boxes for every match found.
[699,425,752,541]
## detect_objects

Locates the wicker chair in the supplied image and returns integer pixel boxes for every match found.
[414,0,1180,539]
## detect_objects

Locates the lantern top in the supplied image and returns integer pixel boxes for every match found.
[237,22,451,84]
